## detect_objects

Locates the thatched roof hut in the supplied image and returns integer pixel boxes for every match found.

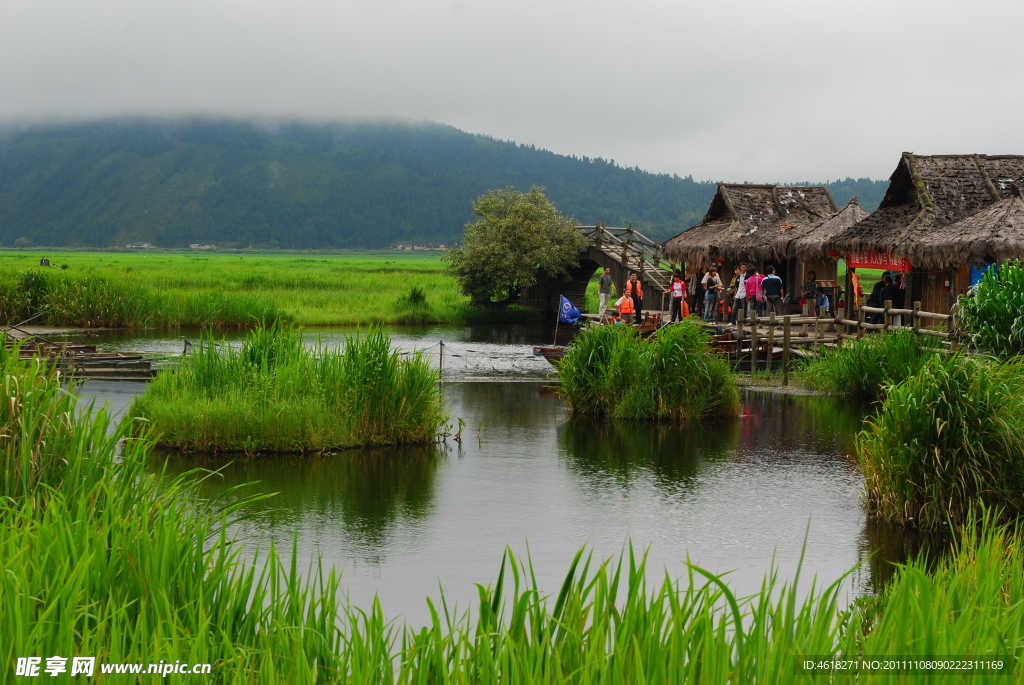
[772,196,870,262]
[825,153,1024,259]
[904,184,1024,269]
[662,184,836,268]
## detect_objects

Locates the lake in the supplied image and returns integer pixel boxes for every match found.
[75,324,923,627]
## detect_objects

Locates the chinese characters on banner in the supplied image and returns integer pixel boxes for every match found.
[846,250,912,271]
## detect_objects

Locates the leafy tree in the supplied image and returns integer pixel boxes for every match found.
[443,186,587,305]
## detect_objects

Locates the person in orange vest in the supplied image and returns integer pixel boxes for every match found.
[624,271,643,325]
[615,293,635,323]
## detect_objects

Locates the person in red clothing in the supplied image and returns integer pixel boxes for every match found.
[669,273,687,323]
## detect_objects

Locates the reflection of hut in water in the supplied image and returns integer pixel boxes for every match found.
[662,184,837,302]
[825,153,1024,314]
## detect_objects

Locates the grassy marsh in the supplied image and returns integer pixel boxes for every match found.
[0,250,470,327]
[130,325,447,453]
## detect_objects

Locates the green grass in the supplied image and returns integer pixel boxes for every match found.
[802,329,942,398]
[855,354,1024,530]
[0,250,471,327]
[129,324,448,453]
[4,349,1024,682]
[557,321,739,420]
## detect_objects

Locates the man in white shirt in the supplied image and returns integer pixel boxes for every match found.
[731,269,747,323]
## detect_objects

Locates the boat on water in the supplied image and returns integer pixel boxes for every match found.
[532,346,566,366]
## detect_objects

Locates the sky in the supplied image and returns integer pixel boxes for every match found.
[2,0,1022,182]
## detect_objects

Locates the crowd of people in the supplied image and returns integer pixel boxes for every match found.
[595,263,903,326]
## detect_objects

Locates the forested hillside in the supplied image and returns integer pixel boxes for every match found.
[0,119,887,248]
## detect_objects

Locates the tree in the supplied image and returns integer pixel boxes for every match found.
[443,186,587,305]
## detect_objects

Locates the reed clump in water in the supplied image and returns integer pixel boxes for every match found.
[0,345,348,681]
[557,321,739,420]
[856,354,1024,530]
[802,329,940,398]
[130,324,447,453]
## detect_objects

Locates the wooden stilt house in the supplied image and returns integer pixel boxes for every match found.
[825,153,1024,314]
[662,183,838,304]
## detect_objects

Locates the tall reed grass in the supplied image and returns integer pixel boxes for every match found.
[802,329,941,398]
[557,321,739,420]
[0,267,284,328]
[0,345,349,682]
[856,354,1024,529]
[130,324,447,452]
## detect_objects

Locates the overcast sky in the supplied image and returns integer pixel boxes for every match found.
[2,0,1022,182]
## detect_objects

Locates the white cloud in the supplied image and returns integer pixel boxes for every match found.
[1,0,1022,181]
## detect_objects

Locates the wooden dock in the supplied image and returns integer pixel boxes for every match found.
[4,320,158,381]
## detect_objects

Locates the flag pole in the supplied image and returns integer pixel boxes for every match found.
[553,311,560,345]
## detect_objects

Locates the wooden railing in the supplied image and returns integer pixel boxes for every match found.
[577,223,673,292]
[715,299,962,385]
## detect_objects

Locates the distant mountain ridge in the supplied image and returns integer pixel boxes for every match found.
[0,119,888,249]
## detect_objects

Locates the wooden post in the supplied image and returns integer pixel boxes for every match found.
[751,321,759,373]
[783,316,791,385]
[883,299,893,332]
[912,301,921,336]
[844,264,854,322]
[736,315,745,365]
[766,311,776,371]
[816,307,825,350]
[802,301,810,338]
[857,307,865,340]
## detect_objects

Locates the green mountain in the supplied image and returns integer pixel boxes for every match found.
[0,119,887,249]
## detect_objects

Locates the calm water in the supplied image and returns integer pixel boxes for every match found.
[76,326,924,625]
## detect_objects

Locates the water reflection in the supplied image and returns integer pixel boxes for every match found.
[155,445,443,555]
[559,417,739,490]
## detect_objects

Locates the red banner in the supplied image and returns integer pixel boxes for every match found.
[846,250,911,271]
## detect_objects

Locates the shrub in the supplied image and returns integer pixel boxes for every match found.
[802,329,941,398]
[958,261,1024,358]
[855,354,1024,529]
[557,320,739,421]
[130,325,447,452]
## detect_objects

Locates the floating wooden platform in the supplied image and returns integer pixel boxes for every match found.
[5,328,159,381]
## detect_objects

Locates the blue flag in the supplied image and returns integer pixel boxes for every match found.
[558,295,581,324]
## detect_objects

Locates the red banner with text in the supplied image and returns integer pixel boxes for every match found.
[846,250,912,271]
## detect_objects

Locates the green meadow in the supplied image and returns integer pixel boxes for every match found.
[0,250,472,327]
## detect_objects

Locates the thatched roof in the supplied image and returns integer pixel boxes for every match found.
[904,184,1024,269]
[772,197,870,262]
[662,184,837,268]
[825,153,1024,262]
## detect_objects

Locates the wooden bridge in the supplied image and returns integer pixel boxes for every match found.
[519,223,676,313]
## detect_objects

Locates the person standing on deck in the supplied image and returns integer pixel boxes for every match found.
[761,266,785,316]
[625,272,643,325]
[688,271,705,318]
[803,270,820,312]
[746,267,764,318]
[702,267,724,322]
[730,265,748,323]
[669,274,687,323]
[597,268,614,320]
